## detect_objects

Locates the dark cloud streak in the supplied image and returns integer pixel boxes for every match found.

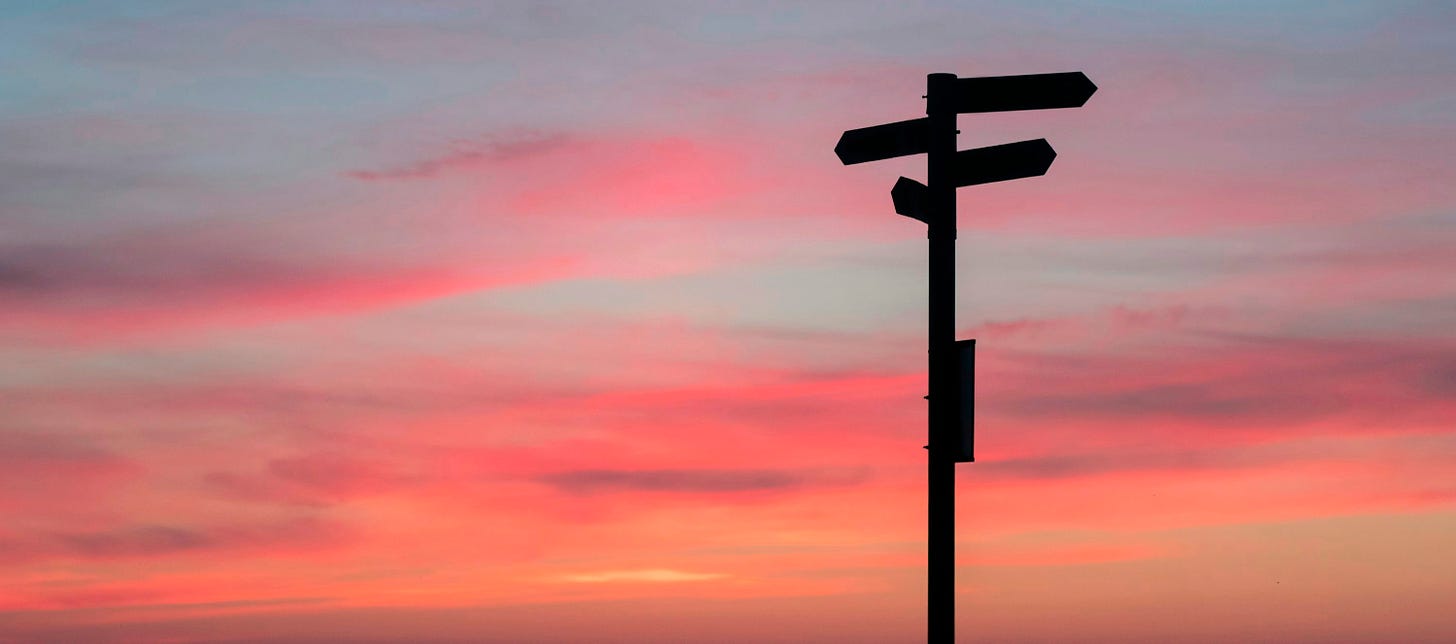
[348,131,573,181]
[36,517,348,562]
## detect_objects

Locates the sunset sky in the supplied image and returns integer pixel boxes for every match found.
[3,2,1455,642]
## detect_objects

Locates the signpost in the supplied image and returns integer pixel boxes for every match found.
[835,118,929,166]
[835,71,1095,643]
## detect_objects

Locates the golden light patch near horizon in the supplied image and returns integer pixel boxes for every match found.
[555,569,730,584]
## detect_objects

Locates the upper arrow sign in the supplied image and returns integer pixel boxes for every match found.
[835,117,929,165]
[954,138,1056,187]
[951,72,1096,113]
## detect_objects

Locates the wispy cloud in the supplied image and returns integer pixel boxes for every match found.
[539,467,871,494]
[347,131,573,181]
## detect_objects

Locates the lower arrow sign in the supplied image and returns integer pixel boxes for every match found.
[954,138,1057,187]
[889,139,1057,225]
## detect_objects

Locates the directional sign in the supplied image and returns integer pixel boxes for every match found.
[953,138,1056,187]
[950,72,1097,114]
[891,177,929,223]
[835,117,929,165]
[889,140,1055,224]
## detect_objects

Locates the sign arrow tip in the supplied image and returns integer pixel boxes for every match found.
[1073,72,1098,106]
[834,134,854,165]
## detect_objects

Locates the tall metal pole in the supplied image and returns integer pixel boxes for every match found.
[836,68,1094,644]
[925,72,959,644]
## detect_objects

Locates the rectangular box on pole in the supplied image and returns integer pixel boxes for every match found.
[955,339,975,463]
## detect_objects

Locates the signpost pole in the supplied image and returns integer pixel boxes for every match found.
[925,71,958,644]
[834,69,1094,644]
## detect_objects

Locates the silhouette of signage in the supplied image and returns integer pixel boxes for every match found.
[890,139,1057,222]
[952,138,1056,186]
[946,71,1097,113]
[891,177,929,223]
[834,70,1095,644]
[834,117,928,165]
[955,339,975,463]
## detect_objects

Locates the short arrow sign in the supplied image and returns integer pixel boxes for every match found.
[891,177,929,223]
[835,117,929,165]
[953,138,1056,187]
[950,71,1097,114]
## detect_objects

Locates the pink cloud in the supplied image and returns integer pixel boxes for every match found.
[0,433,140,515]
[503,137,752,218]
[965,541,1171,567]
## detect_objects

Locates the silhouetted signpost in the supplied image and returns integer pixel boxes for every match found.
[835,71,1095,643]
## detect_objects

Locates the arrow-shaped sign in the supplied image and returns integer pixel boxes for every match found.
[891,177,929,223]
[953,138,1056,187]
[835,117,929,165]
[949,72,1097,114]
[889,139,1056,223]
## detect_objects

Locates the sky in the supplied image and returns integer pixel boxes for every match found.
[2,1,1455,642]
